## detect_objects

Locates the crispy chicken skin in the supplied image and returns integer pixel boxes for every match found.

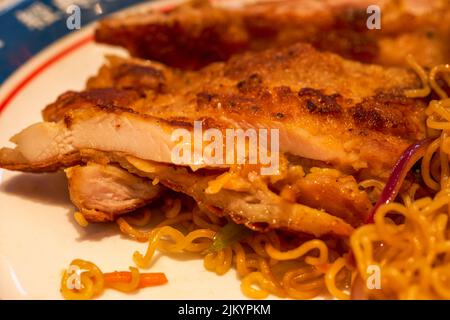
[43,88,142,123]
[66,163,163,222]
[95,0,450,68]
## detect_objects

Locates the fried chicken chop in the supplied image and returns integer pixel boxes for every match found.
[95,0,450,69]
[0,43,428,236]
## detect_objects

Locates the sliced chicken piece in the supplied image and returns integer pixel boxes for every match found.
[284,167,371,226]
[101,151,355,237]
[95,0,450,68]
[66,163,163,222]
[0,44,426,179]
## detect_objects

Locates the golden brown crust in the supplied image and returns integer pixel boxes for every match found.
[43,89,142,122]
[86,56,173,92]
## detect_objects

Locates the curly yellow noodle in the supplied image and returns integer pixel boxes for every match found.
[410,197,433,212]
[246,234,270,258]
[426,100,450,131]
[426,99,450,120]
[265,239,328,266]
[159,229,215,252]
[359,179,385,191]
[155,213,193,227]
[325,258,350,300]
[204,247,233,275]
[429,64,450,99]
[287,276,324,292]
[241,272,270,299]
[440,134,450,190]
[441,135,450,157]
[124,209,152,227]
[408,183,420,202]
[120,212,191,241]
[192,209,221,231]
[216,247,233,275]
[133,228,164,268]
[404,55,431,98]
[165,199,182,218]
[281,267,323,299]
[431,154,442,182]
[401,183,419,207]
[117,217,153,242]
[204,251,217,272]
[350,225,378,276]
[242,254,260,270]
[374,203,412,246]
[134,226,215,268]
[285,266,322,284]
[232,242,250,277]
[422,138,441,190]
[257,258,286,297]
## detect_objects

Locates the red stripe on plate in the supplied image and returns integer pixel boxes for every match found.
[0,34,94,114]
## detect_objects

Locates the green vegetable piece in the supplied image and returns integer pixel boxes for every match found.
[208,222,253,253]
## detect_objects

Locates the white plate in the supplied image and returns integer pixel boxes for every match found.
[0,0,251,300]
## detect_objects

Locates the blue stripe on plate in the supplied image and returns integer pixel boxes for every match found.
[0,0,151,83]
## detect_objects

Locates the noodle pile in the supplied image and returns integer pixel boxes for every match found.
[113,200,353,300]
[351,61,450,299]
[62,59,450,300]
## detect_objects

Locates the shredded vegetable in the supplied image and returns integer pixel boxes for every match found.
[365,138,433,223]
